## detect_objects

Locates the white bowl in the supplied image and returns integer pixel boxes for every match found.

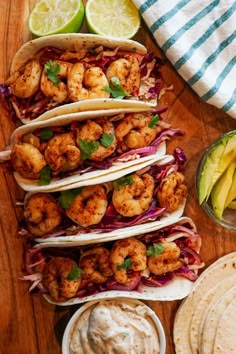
[62,297,166,354]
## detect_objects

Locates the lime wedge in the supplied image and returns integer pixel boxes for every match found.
[85,0,141,39]
[28,0,85,37]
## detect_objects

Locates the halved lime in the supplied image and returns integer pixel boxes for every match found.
[85,0,141,39]
[28,0,85,37]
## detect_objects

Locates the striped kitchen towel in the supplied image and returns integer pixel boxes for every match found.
[132,0,236,119]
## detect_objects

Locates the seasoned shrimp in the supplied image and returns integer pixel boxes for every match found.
[65,185,108,227]
[44,132,81,173]
[43,257,81,301]
[79,247,113,284]
[110,238,147,285]
[40,60,72,103]
[157,172,187,212]
[68,63,110,101]
[24,193,62,237]
[77,119,117,161]
[6,59,42,98]
[147,242,183,275]
[115,112,161,149]
[112,173,154,217]
[11,143,46,179]
[106,55,140,94]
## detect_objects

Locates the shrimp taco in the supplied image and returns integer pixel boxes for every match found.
[19,153,188,243]
[22,217,204,305]
[0,107,183,192]
[0,33,167,124]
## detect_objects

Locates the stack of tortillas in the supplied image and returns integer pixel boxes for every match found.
[174,252,236,353]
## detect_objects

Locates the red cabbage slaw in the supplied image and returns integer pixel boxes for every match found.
[0,46,166,123]
[22,219,204,299]
[19,148,187,239]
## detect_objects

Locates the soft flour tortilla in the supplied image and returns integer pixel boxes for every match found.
[10,33,147,74]
[173,252,236,354]
[189,274,236,354]
[6,106,167,192]
[214,296,236,354]
[201,285,236,354]
[33,217,200,305]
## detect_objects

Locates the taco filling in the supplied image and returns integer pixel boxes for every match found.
[19,152,187,239]
[22,219,203,303]
[0,44,165,123]
[7,111,183,186]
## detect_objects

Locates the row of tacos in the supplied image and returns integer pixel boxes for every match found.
[0,33,204,305]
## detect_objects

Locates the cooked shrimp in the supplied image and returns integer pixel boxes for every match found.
[68,63,110,101]
[79,247,113,284]
[6,59,42,98]
[115,112,161,149]
[44,132,81,173]
[40,60,72,103]
[147,242,183,275]
[110,238,147,285]
[112,173,154,217]
[76,119,117,161]
[43,257,81,301]
[11,143,47,179]
[157,172,187,212]
[106,55,140,94]
[24,193,63,237]
[65,185,108,227]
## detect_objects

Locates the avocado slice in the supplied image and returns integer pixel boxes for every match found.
[198,137,227,204]
[225,169,236,208]
[204,134,236,202]
[211,161,236,220]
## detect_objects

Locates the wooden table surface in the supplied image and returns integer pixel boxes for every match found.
[0,1,236,354]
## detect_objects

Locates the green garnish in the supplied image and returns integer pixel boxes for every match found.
[100,133,114,148]
[78,139,99,160]
[58,188,83,209]
[67,265,84,281]
[44,60,60,87]
[146,243,165,257]
[103,77,130,99]
[148,114,160,128]
[112,175,134,191]
[88,47,97,56]
[39,165,51,186]
[40,127,54,141]
[117,258,132,270]
[132,47,137,52]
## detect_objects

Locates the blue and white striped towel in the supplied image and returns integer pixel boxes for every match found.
[132,0,236,119]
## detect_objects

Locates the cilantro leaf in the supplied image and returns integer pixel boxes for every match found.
[117,258,132,270]
[39,165,51,186]
[78,139,99,160]
[103,77,130,99]
[146,243,165,257]
[44,60,60,87]
[40,127,54,141]
[148,114,160,128]
[67,265,84,281]
[100,133,114,148]
[58,188,83,209]
[112,175,134,191]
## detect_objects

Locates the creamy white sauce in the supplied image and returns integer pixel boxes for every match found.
[69,300,160,354]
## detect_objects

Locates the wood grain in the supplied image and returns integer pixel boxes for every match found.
[0,2,235,354]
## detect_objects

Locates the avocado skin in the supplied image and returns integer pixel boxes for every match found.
[211,161,236,220]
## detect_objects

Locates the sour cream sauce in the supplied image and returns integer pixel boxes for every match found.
[69,299,160,354]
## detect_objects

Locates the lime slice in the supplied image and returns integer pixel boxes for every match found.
[28,0,85,37]
[85,0,141,39]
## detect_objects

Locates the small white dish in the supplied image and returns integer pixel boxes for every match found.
[62,297,166,354]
